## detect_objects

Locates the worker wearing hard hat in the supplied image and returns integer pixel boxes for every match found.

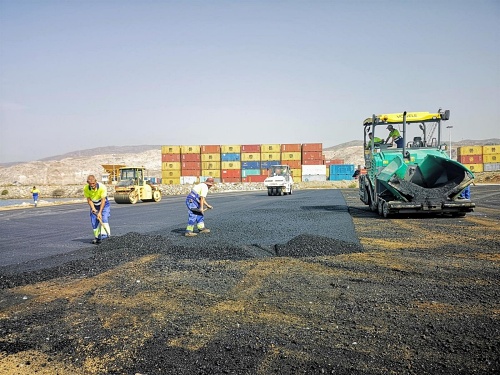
[385,125,404,148]
[185,177,215,237]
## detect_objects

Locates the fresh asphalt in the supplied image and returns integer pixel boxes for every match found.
[0,189,358,269]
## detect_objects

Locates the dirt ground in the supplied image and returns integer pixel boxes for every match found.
[0,187,499,375]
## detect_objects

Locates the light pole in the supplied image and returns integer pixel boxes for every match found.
[446,125,453,158]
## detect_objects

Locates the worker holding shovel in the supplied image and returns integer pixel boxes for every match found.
[83,175,111,244]
[184,177,214,237]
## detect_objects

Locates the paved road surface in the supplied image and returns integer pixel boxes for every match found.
[0,189,356,268]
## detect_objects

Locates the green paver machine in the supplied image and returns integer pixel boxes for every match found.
[359,110,475,217]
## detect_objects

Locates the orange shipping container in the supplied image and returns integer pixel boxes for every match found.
[301,143,322,152]
[324,159,344,165]
[181,168,200,176]
[457,155,483,164]
[241,144,261,153]
[162,153,181,162]
[201,145,221,153]
[302,151,323,160]
[242,175,267,183]
[302,159,324,165]
[281,143,301,152]
[221,169,241,178]
[282,160,301,169]
[181,161,201,170]
[221,177,241,183]
[181,153,201,162]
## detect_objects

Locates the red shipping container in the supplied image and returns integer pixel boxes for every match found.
[302,143,323,152]
[181,153,201,162]
[181,161,201,170]
[221,177,241,183]
[281,143,302,152]
[458,154,483,164]
[282,160,301,169]
[246,175,267,182]
[302,159,324,165]
[221,169,241,178]
[324,159,344,165]
[180,168,200,176]
[241,144,261,152]
[201,145,221,153]
[162,153,181,162]
[302,151,323,160]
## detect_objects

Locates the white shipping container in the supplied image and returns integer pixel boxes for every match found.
[301,165,326,175]
[302,174,327,182]
[483,163,500,172]
[180,176,198,185]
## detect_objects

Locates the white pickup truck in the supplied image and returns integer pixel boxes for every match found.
[263,165,294,196]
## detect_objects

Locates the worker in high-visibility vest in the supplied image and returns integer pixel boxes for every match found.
[31,186,40,207]
[83,175,111,244]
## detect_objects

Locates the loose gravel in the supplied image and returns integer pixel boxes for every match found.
[0,186,499,375]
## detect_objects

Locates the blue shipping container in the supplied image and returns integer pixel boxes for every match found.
[329,164,355,176]
[261,160,281,169]
[329,174,354,181]
[241,161,261,169]
[221,153,241,162]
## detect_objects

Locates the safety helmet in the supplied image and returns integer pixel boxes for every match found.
[205,177,215,186]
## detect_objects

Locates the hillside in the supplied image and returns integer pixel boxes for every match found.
[1,139,498,186]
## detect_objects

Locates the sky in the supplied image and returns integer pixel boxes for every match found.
[1,0,499,163]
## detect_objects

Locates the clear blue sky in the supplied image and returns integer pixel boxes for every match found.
[1,0,498,163]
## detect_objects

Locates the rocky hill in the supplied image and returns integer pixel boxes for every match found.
[1,139,498,188]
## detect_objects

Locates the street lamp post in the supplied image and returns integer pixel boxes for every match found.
[446,125,453,158]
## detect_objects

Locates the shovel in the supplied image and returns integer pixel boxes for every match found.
[97,216,110,238]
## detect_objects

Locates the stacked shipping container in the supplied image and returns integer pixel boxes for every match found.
[161,143,359,184]
[241,144,263,182]
[458,145,500,173]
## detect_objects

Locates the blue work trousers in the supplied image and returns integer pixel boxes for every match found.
[185,191,206,232]
[90,202,111,239]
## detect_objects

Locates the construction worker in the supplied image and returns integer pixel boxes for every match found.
[385,125,404,148]
[185,177,214,237]
[83,175,111,244]
[366,132,383,149]
[31,186,40,207]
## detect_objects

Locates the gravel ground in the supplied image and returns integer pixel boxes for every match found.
[0,186,499,375]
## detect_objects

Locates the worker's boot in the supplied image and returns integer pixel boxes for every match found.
[199,228,210,234]
[185,232,197,237]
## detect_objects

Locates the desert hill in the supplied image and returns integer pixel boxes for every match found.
[1,139,498,187]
